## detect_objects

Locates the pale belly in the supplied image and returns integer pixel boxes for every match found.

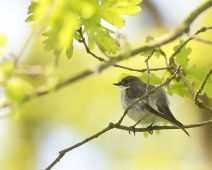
[121,92,162,127]
[126,107,162,127]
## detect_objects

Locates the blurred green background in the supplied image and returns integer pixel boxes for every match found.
[0,0,212,170]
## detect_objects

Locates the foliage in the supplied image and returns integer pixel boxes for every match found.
[1,1,212,170]
[26,0,142,58]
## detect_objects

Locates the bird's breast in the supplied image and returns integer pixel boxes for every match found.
[120,90,161,127]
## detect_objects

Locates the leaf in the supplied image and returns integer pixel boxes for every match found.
[143,131,149,137]
[173,40,192,70]
[25,1,39,22]
[66,40,74,59]
[6,78,34,104]
[145,35,154,43]
[94,28,120,55]
[186,65,212,98]
[140,72,163,85]
[43,31,57,51]
[167,80,192,99]
[142,35,162,58]
[25,0,142,58]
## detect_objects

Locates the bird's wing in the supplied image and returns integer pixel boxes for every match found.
[143,103,190,136]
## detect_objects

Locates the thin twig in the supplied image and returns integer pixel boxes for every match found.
[158,48,168,66]
[45,124,114,170]
[77,27,106,62]
[169,26,212,66]
[145,49,155,92]
[195,68,212,100]
[187,26,212,44]
[168,27,212,97]
[193,37,212,44]
[114,65,170,72]
[111,119,212,132]
[194,68,212,113]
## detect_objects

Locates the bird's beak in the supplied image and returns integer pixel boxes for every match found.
[113,82,121,86]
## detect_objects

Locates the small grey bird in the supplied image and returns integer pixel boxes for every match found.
[114,76,189,136]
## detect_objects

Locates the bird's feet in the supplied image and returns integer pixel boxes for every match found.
[129,120,141,136]
[147,123,154,135]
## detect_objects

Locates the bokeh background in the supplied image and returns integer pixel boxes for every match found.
[0,0,212,170]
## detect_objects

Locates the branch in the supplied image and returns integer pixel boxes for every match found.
[145,49,155,92]
[187,26,212,44]
[45,124,114,170]
[22,1,212,102]
[169,26,212,67]
[114,65,170,72]
[194,68,212,113]
[45,108,212,170]
[168,27,212,97]
[77,1,212,72]
[131,1,212,56]
[111,119,212,132]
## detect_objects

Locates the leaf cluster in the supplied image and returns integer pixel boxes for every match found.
[26,0,142,58]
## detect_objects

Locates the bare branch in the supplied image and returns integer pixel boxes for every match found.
[187,26,212,44]
[45,124,114,170]
[145,49,155,92]
[193,37,212,44]
[112,119,212,132]
[114,65,170,72]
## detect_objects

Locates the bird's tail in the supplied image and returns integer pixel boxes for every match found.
[174,120,190,137]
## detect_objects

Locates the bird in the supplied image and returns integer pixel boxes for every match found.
[113,76,190,136]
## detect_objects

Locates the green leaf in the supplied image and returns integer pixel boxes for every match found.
[6,78,34,104]
[142,35,162,58]
[173,40,192,70]
[139,72,163,85]
[25,1,39,22]
[42,33,57,51]
[94,26,119,54]
[145,35,154,43]
[66,40,74,59]
[143,131,149,137]
[25,0,142,58]
[167,80,192,99]
[186,65,212,98]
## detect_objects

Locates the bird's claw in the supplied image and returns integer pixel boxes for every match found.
[129,126,136,136]
[128,120,141,136]
[147,123,154,135]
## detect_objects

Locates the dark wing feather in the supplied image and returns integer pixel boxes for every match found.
[144,103,190,136]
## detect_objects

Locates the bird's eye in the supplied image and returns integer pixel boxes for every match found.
[123,79,128,84]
